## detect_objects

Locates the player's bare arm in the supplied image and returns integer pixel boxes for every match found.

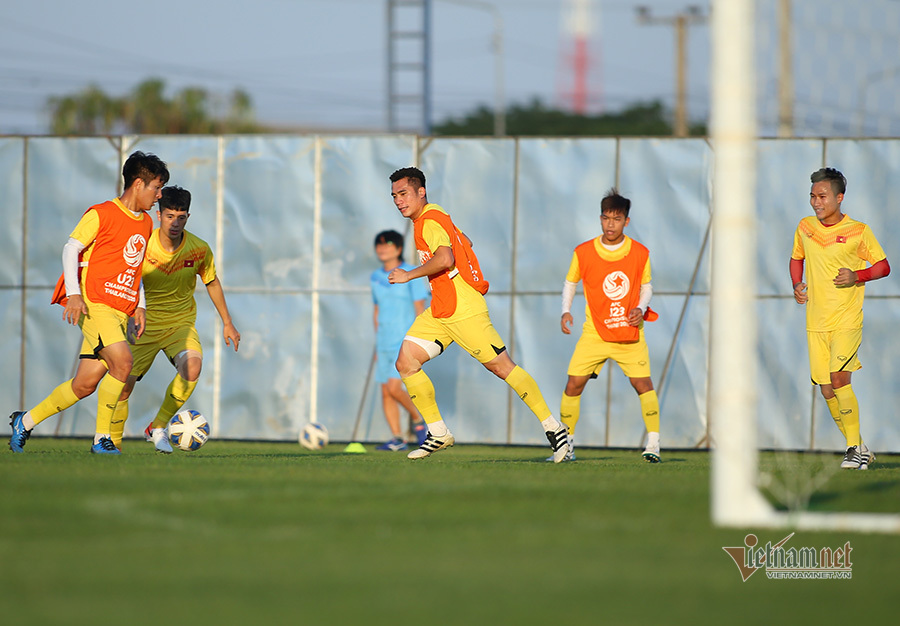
[132,307,146,339]
[389,246,454,284]
[205,277,241,351]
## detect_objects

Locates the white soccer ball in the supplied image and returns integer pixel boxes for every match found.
[168,409,210,452]
[300,422,329,450]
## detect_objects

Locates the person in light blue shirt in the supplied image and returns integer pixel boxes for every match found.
[371,230,430,451]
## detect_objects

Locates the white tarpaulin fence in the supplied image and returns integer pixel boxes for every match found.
[1,135,897,451]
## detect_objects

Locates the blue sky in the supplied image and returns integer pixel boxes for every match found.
[2,0,899,136]
[0,0,713,133]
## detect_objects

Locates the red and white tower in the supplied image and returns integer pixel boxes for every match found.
[559,0,602,114]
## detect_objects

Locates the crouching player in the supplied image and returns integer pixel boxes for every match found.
[558,189,661,462]
[110,185,240,452]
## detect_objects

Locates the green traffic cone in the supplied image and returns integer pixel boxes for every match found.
[343,442,366,453]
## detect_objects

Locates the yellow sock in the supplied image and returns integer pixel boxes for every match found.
[401,370,443,424]
[110,400,129,449]
[824,395,847,441]
[29,379,80,425]
[833,385,860,447]
[95,375,126,436]
[560,393,581,435]
[505,366,552,421]
[152,375,199,428]
[639,389,660,433]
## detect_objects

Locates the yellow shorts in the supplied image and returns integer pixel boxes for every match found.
[567,330,652,379]
[130,324,203,379]
[807,328,862,385]
[406,309,506,364]
[78,302,130,359]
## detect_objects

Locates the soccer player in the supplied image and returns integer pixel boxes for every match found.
[109,185,240,453]
[558,189,661,463]
[371,230,429,451]
[791,167,890,470]
[8,151,168,454]
[387,167,571,462]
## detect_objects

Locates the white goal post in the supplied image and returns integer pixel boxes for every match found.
[708,0,900,534]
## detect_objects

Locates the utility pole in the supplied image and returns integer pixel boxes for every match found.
[441,0,505,136]
[777,0,794,137]
[637,5,708,137]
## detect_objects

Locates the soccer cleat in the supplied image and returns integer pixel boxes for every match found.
[376,437,409,452]
[545,425,571,464]
[413,421,428,447]
[642,443,661,463]
[545,436,575,462]
[150,428,173,454]
[840,445,862,469]
[90,437,121,455]
[407,430,455,459]
[859,446,875,471]
[144,422,154,442]
[9,411,32,453]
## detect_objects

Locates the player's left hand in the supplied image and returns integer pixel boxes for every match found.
[388,268,409,284]
[130,308,146,343]
[224,322,241,352]
[627,307,644,327]
[833,267,858,287]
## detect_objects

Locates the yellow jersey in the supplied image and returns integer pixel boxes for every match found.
[791,214,886,331]
[141,229,217,327]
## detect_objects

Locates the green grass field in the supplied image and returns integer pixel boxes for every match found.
[2,438,898,625]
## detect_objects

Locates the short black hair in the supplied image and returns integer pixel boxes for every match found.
[389,167,426,191]
[123,151,169,190]
[810,167,847,196]
[374,229,404,261]
[160,186,191,213]
[600,188,631,217]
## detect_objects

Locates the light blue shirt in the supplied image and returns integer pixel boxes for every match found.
[371,263,430,353]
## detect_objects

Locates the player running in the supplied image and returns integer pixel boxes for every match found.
[109,185,240,453]
[387,167,570,462]
[791,167,890,470]
[9,151,168,454]
[557,189,661,463]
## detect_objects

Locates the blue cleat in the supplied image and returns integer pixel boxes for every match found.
[376,437,409,451]
[9,411,32,453]
[90,437,121,455]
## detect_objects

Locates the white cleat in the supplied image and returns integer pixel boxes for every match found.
[407,431,455,459]
[150,427,173,454]
[545,425,571,464]
[642,443,661,463]
[546,436,575,462]
[859,445,875,471]
[840,445,861,469]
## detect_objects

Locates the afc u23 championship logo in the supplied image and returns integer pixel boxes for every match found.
[123,234,147,268]
[602,271,630,301]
